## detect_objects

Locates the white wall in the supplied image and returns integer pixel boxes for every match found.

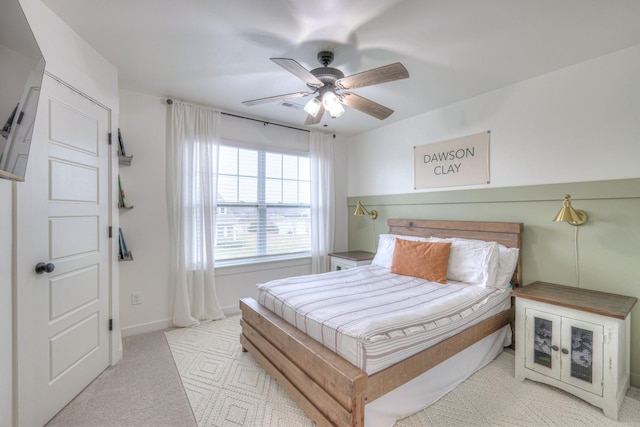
[0,181,12,426]
[332,134,349,251]
[118,91,349,336]
[20,0,118,108]
[0,1,120,425]
[348,44,640,196]
[117,91,172,334]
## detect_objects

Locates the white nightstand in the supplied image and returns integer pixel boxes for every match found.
[511,281,637,420]
[329,251,375,271]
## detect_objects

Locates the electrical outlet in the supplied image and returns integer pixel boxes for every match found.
[131,292,142,305]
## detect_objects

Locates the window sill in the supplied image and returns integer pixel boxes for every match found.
[214,253,312,277]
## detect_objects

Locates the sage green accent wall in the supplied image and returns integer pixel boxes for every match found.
[348,178,640,387]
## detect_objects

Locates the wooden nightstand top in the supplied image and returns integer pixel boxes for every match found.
[329,251,375,262]
[511,281,637,320]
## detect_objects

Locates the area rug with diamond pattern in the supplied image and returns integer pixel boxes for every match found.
[165,316,640,426]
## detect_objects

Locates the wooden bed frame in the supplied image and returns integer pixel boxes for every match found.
[239,218,523,427]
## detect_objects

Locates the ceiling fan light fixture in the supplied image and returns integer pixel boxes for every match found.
[304,97,322,117]
[244,51,409,125]
[322,91,344,118]
[329,102,344,118]
[322,90,339,108]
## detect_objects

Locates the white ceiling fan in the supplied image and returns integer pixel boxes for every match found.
[242,51,409,125]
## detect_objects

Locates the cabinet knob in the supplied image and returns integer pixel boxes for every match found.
[35,262,55,274]
[561,348,569,355]
[551,345,559,351]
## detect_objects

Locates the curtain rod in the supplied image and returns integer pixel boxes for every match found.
[166,98,310,133]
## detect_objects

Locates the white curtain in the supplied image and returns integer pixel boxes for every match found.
[167,101,224,327]
[309,132,335,274]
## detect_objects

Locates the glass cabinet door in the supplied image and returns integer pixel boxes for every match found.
[525,307,604,396]
[525,308,561,379]
[561,318,603,396]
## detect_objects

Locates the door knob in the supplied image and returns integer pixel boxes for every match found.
[35,262,55,274]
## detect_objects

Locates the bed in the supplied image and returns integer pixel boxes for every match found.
[240,218,523,426]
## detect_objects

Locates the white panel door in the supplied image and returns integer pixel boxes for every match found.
[15,74,111,426]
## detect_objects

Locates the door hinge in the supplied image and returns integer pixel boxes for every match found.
[109,318,113,331]
[108,132,112,145]
[109,226,113,238]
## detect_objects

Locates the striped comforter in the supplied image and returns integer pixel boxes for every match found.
[257,265,511,374]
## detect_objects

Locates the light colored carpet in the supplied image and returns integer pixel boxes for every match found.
[166,316,640,427]
[47,330,197,426]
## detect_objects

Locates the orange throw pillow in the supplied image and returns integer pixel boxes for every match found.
[391,239,451,284]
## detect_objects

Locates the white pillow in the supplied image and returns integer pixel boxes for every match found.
[495,245,520,288]
[430,237,500,287]
[371,233,432,269]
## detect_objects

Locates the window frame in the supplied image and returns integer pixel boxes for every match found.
[215,141,311,265]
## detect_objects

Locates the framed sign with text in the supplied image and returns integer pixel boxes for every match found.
[414,131,490,189]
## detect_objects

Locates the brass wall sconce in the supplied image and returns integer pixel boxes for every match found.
[353,201,378,220]
[553,194,588,226]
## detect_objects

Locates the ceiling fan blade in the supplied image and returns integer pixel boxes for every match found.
[340,92,394,120]
[335,62,409,90]
[242,91,311,106]
[304,104,325,125]
[271,58,323,87]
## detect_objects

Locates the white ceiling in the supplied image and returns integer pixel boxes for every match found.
[42,0,640,136]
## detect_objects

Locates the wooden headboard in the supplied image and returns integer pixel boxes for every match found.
[387,218,524,287]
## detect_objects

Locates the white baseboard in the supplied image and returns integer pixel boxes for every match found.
[120,318,173,337]
[631,372,640,390]
[120,306,241,337]
[222,305,241,317]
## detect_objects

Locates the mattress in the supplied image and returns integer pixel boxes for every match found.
[257,264,511,374]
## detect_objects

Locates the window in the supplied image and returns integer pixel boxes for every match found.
[216,145,311,262]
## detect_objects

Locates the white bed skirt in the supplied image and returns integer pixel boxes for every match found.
[364,325,512,427]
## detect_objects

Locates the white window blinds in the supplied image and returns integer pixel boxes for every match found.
[216,145,311,261]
